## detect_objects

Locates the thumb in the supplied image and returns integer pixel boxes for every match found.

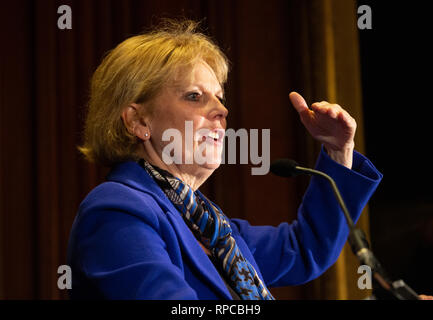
[289,92,309,114]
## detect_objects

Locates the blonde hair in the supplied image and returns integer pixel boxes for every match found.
[78,19,229,166]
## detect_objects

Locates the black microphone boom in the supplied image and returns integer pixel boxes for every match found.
[270,158,420,300]
[271,159,355,229]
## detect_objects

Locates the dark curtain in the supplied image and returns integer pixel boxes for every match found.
[0,0,367,299]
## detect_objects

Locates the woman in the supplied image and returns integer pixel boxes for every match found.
[67,20,383,300]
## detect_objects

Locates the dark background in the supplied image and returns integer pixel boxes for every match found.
[358,0,433,295]
[0,0,432,299]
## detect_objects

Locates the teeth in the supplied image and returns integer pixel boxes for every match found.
[208,131,219,140]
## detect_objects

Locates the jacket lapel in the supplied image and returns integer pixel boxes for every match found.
[107,161,232,299]
[165,210,232,299]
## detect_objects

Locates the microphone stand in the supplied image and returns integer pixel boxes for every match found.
[295,165,420,300]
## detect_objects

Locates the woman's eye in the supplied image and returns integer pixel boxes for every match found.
[186,92,201,101]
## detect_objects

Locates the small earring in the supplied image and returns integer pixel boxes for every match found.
[145,133,149,137]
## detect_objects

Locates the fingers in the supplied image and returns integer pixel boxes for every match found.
[290,93,341,118]
[289,92,357,131]
[289,91,309,114]
[311,101,340,118]
[311,101,356,127]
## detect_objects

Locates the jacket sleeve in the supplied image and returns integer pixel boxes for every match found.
[230,147,383,287]
[69,188,199,300]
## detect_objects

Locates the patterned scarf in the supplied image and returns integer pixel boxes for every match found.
[139,159,274,300]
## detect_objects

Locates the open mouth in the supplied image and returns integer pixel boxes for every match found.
[208,130,221,141]
[201,129,225,144]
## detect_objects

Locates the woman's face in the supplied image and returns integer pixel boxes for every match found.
[146,60,228,174]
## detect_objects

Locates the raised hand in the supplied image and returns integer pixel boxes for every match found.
[289,91,356,169]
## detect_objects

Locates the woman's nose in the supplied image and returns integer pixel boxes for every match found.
[209,97,228,121]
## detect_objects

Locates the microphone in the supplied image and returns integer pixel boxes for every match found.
[271,159,355,229]
[270,158,420,300]
[269,159,302,177]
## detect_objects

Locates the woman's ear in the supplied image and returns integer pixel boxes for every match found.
[121,103,150,141]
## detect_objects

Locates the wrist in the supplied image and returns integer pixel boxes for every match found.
[324,143,354,169]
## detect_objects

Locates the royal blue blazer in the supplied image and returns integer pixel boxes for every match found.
[67,148,382,299]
